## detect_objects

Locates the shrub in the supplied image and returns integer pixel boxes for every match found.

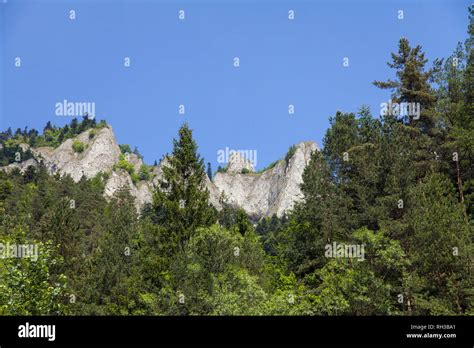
[97,120,107,128]
[131,172,140,184]
[241,168,250,174]
[216,166,228,173]
[89,129,97,139]
[139,164,151,181]
[285,145,297,165]
[72,140,85,153]
[102,171,110,181]
[116,154,135,174]
[257,160,279,174]
[119,144,132,154]
[91,172,108,192]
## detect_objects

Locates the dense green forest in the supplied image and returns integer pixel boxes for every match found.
[0,9,473,316]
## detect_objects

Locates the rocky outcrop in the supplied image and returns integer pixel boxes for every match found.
[104,169,153,208]
[28,126,151,210]
[1,125,318,219]
[123,152,144,174]
[31,126,121,182]
[2,158,38,174]
[211,142,318,218]
[205,175,222,209]
[226,152,255,174]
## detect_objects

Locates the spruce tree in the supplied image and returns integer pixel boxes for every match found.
[374,38,438,132]
[207,162,212,180]
[43,121,53,133]
[403,174,473,314]
[372,38,440,236]
[153,123,216,252]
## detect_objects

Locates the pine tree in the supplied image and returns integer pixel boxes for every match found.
[70,118,78,134]
[153,123,216,252]
[235,208,251,235]
[442,6,474,219]
[43,121,53,133]
[278,149,352,275]
[86,188,138,314]
[372,38,440,236]
[207,162,212,180]
[403,174,473,314]
[374,38,438,132]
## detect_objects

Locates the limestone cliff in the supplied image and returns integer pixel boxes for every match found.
[212,142,318,218]
[31,126,121,181]
[1,125,318,219]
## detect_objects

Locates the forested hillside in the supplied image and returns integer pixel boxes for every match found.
[0,9,472,316]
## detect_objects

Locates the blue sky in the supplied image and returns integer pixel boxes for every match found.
[0,0,470,170]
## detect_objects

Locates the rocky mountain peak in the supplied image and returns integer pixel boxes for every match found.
[226,151,255,173]
[1,125,318,219]
[211,141,318,219]
[32,126,121,181]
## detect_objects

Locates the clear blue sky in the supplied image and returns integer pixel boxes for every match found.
[0,0,470,170]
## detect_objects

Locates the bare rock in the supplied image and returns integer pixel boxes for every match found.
[32,126,121,181]
[210,141,318,218]
[1,124,318,219]
[226,151,255,173]
[1,158,38,174]
[103,169,154,211]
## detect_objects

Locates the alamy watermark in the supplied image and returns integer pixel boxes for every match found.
[380,100,420,120]
[0,242,39,261]
[217,147,258,168]
[325,242,365,261]
[55,99,95,119]
[18,322,55,341]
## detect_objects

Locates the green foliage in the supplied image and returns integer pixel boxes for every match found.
[254,145,298,175]
[119,144,132,154]
[0,240,68,315]
[285,144,297,165]
[130,172,140,184]
[218,204,252,235]
[240,168,250,174]
[116,154,135,175]
[83,188,139,315]
[401,174,473,314]
[206,267,268,315]
[72,140,85,153]
[309,228,407,315]
[88,129,97,139]
[206,162,212,179]
[257,160,280,173]
[152,123,216,252]
[269,21,474,316]
[150,224,266,315]
[0,139,34,166]
[138,164,152,181]
[216,165,228,173]
[0,10,473,316]
[0,116,104,150]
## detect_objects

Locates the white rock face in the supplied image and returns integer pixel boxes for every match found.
[32,126,121,182]
[104,169,153,208]
[205,174,222,209]
[211,142,318,218]
[1,124,318,219]
[124,152,144,174]
[226,152,255,173]
[1,158,38,174]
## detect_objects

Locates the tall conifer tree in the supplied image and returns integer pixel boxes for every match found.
[153,123,216,252]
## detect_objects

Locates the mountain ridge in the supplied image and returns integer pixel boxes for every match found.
[1,124,318,219]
